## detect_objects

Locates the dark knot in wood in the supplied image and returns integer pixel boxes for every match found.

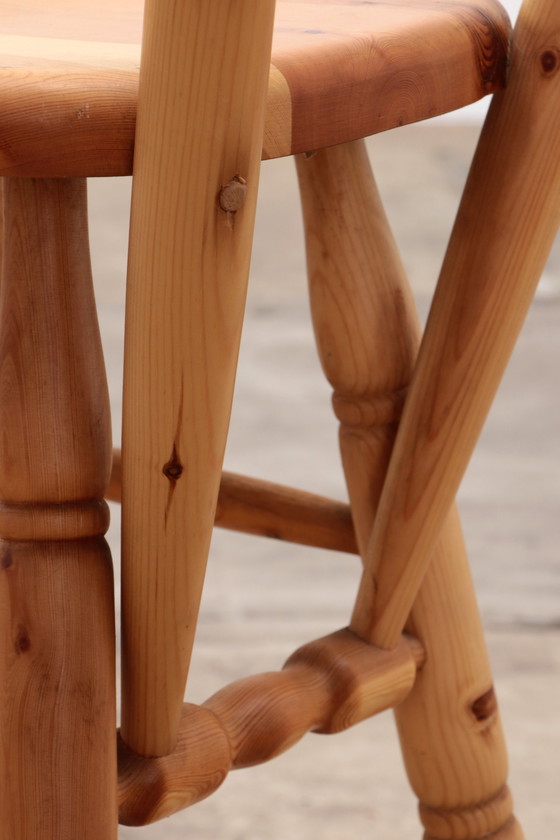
[163,448,183,481]
[541,49,559,75]
[471,686,497,721]
[15,627,31,654]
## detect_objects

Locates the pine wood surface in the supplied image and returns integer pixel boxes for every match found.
[0,0,553,834]
[296,139,418,557]
[88,124,560,836]
[0,179,117,837]
[108,449,358,554]
[120,0,276,759]
[398,510,522,839]
[297,139,523,838]
[350,0,560,653]
[118,630,421,825]
[0,0,510,176]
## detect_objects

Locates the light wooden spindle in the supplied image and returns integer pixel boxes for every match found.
[120,0,277,757]
[0,178,116,839]
[297,139,523,838]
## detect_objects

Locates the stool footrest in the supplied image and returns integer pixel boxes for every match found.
[118,630,422,825]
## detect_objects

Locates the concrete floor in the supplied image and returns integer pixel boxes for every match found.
[87,123,560,839]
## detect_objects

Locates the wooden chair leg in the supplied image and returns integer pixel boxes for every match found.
[0,178,117,839]
[297,139,523,838]
[396,511,523,840]
[296,139,418,552]
[345,3,559,829]
[378,5,560,833]
[120,0,276,758]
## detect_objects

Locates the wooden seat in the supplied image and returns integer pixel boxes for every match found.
[0,0,510,175]
[1,0,559,838]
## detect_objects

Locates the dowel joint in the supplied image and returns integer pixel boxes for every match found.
[218,174,247,227]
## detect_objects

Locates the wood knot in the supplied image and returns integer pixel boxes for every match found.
[163,455,183,481]
[540,48,559,75]
[218,175,247,214]
[15,627,31,654]
[471,686,497,721]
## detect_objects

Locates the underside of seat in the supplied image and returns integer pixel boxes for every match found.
[0,0,510,176]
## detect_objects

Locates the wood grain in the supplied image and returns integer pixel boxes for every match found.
[0,0,510,176]
[0,178,116,838]
[296,139,418,557]
[273,0,509,155]
[350,0,560,654]
[393,5,560,830]
[120,0,276,758]
[117,703,232,827]
[397,510,522,839]
[109,449,358,554]
[297,138,524,838]
[119,629,421,825]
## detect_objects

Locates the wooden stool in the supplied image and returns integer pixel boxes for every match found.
[0,0,558,837]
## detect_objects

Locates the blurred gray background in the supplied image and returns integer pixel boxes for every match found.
[88,120,560,838]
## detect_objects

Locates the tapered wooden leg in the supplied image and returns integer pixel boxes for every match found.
[0,178,117,837]
[120,0,276,758]
[297,139,522,838]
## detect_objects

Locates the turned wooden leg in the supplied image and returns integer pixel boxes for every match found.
[296,140,417,553]
[297,139,523,838]
[120,0,276,758]
[396,512,524,840]
[0,179,116,837]
[381,3,560,833]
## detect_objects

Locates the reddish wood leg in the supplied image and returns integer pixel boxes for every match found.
[0,178,117,838]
